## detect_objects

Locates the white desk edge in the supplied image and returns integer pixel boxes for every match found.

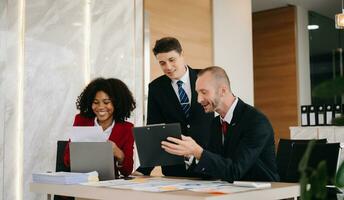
[30,181,300,200]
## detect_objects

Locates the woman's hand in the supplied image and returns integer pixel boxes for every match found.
[108,140,125,164]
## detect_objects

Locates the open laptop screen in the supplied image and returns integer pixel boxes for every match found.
[70,142,115,180]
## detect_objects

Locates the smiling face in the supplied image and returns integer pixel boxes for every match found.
[92,91,114,127]
[196,72,222,113]
[156,50,186,80]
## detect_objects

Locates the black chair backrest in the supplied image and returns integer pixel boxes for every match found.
[276,138,327,182]
[55,140,70,172]
[285,142,340,183]
[55,141,73,200]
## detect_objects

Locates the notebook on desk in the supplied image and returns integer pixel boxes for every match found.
[133,123,184,167]
[70,142,116,181]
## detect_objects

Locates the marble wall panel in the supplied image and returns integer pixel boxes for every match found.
[133,0,144,170]
[2,0,22,199]
[0,0,6,199]
[89,0,143,125]
[89,1,135,86]
[1,0,143,199]
[24,1,86,199]
[134,0,144,126]
[0,100,3,200]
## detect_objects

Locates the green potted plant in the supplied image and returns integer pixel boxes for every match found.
[299,140,344,200]
[335,162,344,200]
[299,78,344,199]
[298,140,328,200]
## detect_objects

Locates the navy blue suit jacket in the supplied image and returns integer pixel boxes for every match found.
[193,99,280,182]
[138,66,214,177]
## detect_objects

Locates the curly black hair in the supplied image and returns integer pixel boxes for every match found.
[76,77,136,122]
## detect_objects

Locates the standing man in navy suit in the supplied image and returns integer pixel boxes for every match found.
[161,66,280,182]
[136,37,214,177]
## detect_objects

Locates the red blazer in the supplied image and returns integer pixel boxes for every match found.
[63,114,134,176]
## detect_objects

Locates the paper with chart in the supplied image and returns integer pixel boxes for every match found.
[82,177,264,193]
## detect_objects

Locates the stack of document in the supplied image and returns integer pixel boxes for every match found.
[32,171,99,184]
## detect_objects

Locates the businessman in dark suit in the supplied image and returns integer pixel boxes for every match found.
[162,66,280,182]
[137,37,214,177]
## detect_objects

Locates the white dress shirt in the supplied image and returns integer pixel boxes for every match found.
[171,66,191,103]
[220,97,239,143]
[94,118,115,139]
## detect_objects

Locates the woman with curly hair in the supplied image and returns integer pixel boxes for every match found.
[63,77,136,177]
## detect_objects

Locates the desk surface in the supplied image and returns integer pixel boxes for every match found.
[30,180,300,200]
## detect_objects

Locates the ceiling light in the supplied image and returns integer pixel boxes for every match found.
[307,25,319,30]
[336,0,344,29]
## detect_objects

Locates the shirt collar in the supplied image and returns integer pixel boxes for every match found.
[94,117,115,134]
[221,97,238,124]
[171,65,189,85]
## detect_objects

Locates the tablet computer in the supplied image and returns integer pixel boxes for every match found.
[133,123,184,167]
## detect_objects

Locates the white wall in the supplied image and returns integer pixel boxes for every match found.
[213,0,254,105]
[296,6,312,124]
[0,0,143,199]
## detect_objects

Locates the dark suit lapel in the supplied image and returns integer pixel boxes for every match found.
[212,116,224,153]
[161,76,185,121]
[188,66,199,118]
[224,99,246,153]
[161,66,197,121]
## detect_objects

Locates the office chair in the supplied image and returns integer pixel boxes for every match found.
[276,138,327,182]
[53,140,74,200]
[285,142,340,183]
[56,140,71,172]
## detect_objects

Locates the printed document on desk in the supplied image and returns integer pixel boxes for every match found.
[106,177,187,192]
[68,126,106,142]
[86,177,262,193]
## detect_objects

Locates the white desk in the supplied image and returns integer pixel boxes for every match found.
[30,181,300,200]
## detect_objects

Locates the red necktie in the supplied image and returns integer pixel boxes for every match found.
[221,120,228,136]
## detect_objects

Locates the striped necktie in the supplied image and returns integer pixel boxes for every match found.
[177,80,191,118]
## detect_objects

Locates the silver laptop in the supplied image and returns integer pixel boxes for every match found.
[70,142,115,180]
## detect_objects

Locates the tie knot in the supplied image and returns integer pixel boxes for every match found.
[177,80,183,87]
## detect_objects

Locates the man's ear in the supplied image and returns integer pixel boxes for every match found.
[216,85,224,97]
[220,84,227,97]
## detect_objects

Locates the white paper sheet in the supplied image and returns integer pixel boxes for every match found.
[68,126,106,142]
